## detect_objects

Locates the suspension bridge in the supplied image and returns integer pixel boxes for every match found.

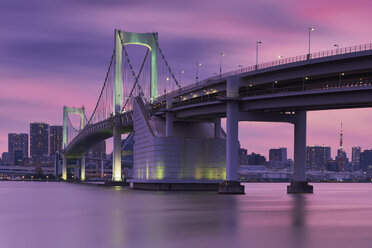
[61,29,372,193]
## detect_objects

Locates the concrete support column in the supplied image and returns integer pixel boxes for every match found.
[214,118,221,138]
[112,126,122,182]
[101,157,104,179]
[165,112,174,137]
[62,154,67,181]
[288,111,313,193]
[226,101,239,181]
[294,111,306,181]
[80,156,86,181]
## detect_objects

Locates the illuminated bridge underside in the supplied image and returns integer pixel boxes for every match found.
[170,86,372,119]
[64,112,133,158]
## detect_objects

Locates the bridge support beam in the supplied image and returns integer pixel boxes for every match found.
[80,156,86,181]
[165,112,174,137]
[288,111,313,193]
[101,156,104,179]
[62,154,67,181]
[214,118,221,138]
[218,101,244,194]
[112,126,122,182]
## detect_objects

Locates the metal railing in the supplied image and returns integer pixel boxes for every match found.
[196,43,372,86]
[155,43,372,105]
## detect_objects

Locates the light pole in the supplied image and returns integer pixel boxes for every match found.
[179,69,184,86]
[165,77,170,93]
[219,51,225,76]
[196,62,202,82]
[278,55,283,65]
[256,41,262,70]
[334,44,339,54]
[308,27,315,59]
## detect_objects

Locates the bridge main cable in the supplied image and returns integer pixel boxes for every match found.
[152,33,181,88]
[118,35,148,112]
[87,49,115,125]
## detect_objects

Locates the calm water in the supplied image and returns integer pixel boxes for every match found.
[1,182,372,248]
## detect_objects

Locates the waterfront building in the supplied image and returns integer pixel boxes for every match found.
[30,123,49,164]
[1,152,9,165]
[14,150,24,165]
[247,152,266,165]
[238,148,248,165]
[49,125,63,156]
[269,148,287,168]
[360,149,372,172]
[8,133,28,166]
[87,140,106,158]
[85,141,106,177]
[351,146,361,170]
[306,145,331,171]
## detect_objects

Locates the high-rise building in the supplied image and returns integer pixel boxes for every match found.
[14,150,24,165]
[49,125,63,156]
[1,152,9,165]
[8,133,28,166]
[351,146,361,170]
[360,149,372,172]
[269,147,287,168]
[306,146,331,171]
[337,123,346,171]
[30,123,49,163]
[87,140,106,159]
[247,152,266,165]
[238,148,248,165]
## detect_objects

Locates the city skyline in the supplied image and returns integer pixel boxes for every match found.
[2,0,372,158]
[1,119,368,162]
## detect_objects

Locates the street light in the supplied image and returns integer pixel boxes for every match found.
[179,69,184,86]
[256,41,262,70]
[165,77,170,93]
[278,55,283,65]
[219,51,225,75]
[196,62,202,82]
[308,27,315,59]
[334,44,339,54]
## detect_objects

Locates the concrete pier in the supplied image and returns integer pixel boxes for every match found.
[287,111,313,194]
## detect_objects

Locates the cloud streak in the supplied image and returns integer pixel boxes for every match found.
[1,0,372,159]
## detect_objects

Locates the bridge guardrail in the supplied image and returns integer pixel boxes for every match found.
[196,43,372,85]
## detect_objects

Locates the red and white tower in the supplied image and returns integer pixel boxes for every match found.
[337,123,345,171]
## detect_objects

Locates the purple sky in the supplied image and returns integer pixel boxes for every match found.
[2,0,372,159]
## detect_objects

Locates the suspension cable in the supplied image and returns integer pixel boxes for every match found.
[122,49,150,111]
[66,115,81,133]
[87,49,115,125]
[119,35,146,95]
[152,32,181,88]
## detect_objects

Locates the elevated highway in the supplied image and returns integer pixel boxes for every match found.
[62,31,372,193]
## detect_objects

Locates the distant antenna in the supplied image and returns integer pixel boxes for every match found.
[338,122,345,171]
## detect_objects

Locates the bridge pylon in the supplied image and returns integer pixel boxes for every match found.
[62,106,86,180]
[114,29,159,104]
[111,29,160,182]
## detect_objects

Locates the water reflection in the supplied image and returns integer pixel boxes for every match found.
[290,194,308,248]
[1,182,372,248]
